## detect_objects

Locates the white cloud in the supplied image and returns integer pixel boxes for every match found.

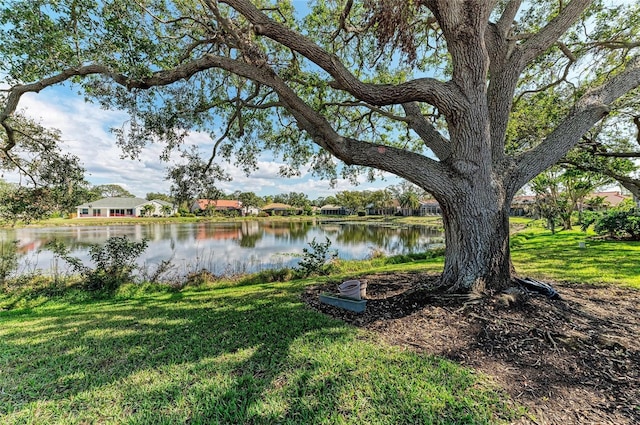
[17,89,176,196]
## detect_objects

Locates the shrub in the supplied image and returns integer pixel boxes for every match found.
[593,209,640,240]
[0,240,19,284]
[382,248,445,265]
[294,237,338,277]
[47,236,149,291]
[368,247,386,259]
[223,209,239,218]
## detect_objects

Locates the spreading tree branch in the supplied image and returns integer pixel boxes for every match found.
[519,0,592,66]
[402,102,451,160]
[496,0,523,37]
[514,45,576,105]
[560,159,640,199]
[215,0,465,117]
[514,56,640,187]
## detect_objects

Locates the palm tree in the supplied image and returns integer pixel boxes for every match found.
[399,192,421,216]
[161,204,173,217]
[141,204,155,217]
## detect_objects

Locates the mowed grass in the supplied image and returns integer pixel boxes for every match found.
[510,224,640,288]
[0,281,513,425]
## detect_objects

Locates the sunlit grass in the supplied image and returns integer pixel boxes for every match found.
[0,282,513,424]
[510,224,640,288]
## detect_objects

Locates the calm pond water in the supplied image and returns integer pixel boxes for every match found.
[3,220,444,277]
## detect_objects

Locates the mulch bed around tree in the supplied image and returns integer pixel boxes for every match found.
[302,272,640,425]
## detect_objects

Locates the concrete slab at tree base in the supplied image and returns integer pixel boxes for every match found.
[319,293,367,313]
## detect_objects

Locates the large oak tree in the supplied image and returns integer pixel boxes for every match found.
[2,0,640,293]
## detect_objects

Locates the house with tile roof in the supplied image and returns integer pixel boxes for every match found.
[261,203,302,216]
[320,204,349,215]
[510,195,536,216]
[365,199,401,216]
[190,199,243,215]
[586,191,631,208]
[419,199,442,216]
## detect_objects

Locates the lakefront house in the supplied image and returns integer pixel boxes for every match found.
[75,197,176,218]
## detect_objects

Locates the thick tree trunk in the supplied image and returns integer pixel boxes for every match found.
[438,189,513,294]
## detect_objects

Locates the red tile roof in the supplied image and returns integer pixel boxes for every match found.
[588,191,630,207]
[196,199,241,210]
[262,203,296,210]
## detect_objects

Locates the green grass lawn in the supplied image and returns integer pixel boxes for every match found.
[510,224,640,288]
[0,281,513,424]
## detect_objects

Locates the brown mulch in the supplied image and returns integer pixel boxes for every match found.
[302,272,640,425]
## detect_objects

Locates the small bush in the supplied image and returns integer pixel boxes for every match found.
[294,237,338,277]
[47,236,149,291]
[383,248,445,265]
[0,240,19,284]
[239,268,293,286]
[184,269,216,287]
[368,247,386,259]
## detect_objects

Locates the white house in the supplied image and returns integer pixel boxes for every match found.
[75,197,176,218]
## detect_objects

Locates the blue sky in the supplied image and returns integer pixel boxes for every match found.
[14,85,399,199]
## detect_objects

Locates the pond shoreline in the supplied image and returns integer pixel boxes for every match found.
[5,214,445,229]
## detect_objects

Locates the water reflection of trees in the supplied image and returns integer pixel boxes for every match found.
[261,221,313,242]
[334,224,443,254]
[238,222,263,248]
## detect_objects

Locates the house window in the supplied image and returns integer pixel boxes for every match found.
[81,208,89,215]
[93,209,101,217]
[126,209,134,216]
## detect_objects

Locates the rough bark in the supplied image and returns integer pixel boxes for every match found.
[436,173,513,293]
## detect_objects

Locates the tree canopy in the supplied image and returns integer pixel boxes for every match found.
[92,184,135,198]
[1,0,640,293]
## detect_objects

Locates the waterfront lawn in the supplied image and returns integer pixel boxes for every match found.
[510,226,640,289]
[0,280,513,425]
[2,220,638,424]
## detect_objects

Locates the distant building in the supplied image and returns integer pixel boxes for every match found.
[320,205,348,215]
[419,199,442,216]
[586,191,631,209]
[191,199,242,215]
[242,205,261,216]
[510,195,536,217]
[365,200,401,216]
[261,203,302,216]
[509,191,631,217]
[76,197,176,218]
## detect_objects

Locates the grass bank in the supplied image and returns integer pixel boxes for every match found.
[510,224,640,289]
[12,214,319,228]
[4,214,444,229]
[0,275,514,424]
